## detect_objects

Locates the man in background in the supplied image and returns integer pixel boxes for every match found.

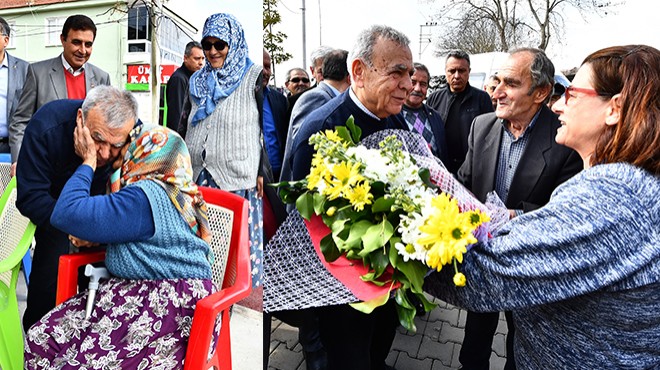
[165,41,204,132]
[402,62,447,161]
[308,45,334,86]
[0,16,28,170]
[484,73,500,110]
[10,14,110,167]
[426,50,492,174]
[262,48,288,181]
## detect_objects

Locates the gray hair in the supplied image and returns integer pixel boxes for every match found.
[349,25,410,67]
[285,68,309,83]
[446,50,470,66]
[184,41,202,56]
[81,86,138,129]
[310,45,334,65]
[413,62,430,83]
[511,47,555,96]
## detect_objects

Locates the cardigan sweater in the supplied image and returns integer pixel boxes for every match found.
[425,162,660,369]
[185,63,262,190]
[51,165,211,280]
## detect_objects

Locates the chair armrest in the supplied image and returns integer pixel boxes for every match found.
[56,251,106,305]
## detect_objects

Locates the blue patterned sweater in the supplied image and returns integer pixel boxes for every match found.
[51,165,211,280]
[425,162,660,369]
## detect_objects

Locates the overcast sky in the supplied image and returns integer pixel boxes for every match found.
[270,0,660,85]
[163,0,659,87]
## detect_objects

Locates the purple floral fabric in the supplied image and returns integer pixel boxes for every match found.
[25,277,214,369]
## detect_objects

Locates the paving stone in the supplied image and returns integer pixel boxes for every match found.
[269,321,300,349]
[428,305,460,326]
[490,352,507,369]
[431,359,457,370]
[393,352,434,370]
[386,351,399,367]
[458,309,467,327]
[268,342,304,370]
[391,329,423,357]
[451,343,461,368]
[437,322,465,344]
[492,332,506,357]
[417,335,453,365]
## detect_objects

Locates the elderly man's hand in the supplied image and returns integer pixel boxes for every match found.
[74,118,97,171]
[10,162,16,177]
[257,176,264,198]
[68,235,99,248]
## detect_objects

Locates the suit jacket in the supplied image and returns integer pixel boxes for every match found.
[402,103,448,163]
[267,86,289,157]
[165,64,194,132]
[280,81,337,182]
[9,55,111,161]
[4,53,29,160]
[457,106,582,212]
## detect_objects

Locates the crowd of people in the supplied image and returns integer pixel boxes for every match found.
[0,7,658,370]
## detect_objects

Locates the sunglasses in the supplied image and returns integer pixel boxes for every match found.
[201,40,228,51]
[289,77,310,84]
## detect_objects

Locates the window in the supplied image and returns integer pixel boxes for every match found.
[128,6,151,41]
[45,16,66,46]
[5,20,16,49]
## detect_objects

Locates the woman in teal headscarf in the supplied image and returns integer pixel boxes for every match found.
[184,13,264,289]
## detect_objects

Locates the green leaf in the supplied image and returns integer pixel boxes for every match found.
[320,234,341,262]
[345,115,362,143]
[345,220,373,250]
[414,292,437,313]
[359,219,394,257]
[359,272,387,286]
[330,218,350,251]
[371,196,395,213]
[388,236,402,267]
[313,192,326,215]
[395,257,428,294]
[296,192,314,220]
[349,289,390,314]
[394,289,417,332]
[369,249,390,278]
[419,168,438,190]
[335,126,354,145]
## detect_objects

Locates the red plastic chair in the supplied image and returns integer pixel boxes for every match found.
[56,186,252,370]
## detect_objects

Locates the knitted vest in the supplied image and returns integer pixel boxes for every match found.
[186,64,262,191]
[105,180,212,280]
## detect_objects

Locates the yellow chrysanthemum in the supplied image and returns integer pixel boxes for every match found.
[324,129,343,143]
[345,181,374,211]
[453,272,466,287]
[307,160,330,190]
[324,161,363,200]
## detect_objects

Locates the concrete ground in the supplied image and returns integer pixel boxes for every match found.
[16,265,263,369]
[268,295,509,370]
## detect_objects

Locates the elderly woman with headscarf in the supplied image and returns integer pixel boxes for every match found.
[24,124,213,368]
[184,13,264,289]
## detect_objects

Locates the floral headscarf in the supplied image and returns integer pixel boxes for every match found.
[189,13,254,125]
[110,126,211,243]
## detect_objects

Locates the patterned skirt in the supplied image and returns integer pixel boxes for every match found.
[25,277,214,369]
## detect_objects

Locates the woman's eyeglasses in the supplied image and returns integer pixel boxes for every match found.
[201,40,228,51]
[564,86,611,105]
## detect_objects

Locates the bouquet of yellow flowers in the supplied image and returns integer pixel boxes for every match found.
[270,117,501,332]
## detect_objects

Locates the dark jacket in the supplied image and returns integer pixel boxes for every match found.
[457,106,582,212]
[165,64,194,132]
[426,83,493,174]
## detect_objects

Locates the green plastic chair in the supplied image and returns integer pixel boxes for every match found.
[0,176,36,370]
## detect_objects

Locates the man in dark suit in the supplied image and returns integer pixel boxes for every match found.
[165,41,204,132]
[289,25,412,370]
[0,16,29,170]
[426,50,492,174]
[262,49,289,181]
[281,48,351,183]
[10,14,111,166]
[17,86,137,330]
[456,48,582,370]
[402,62,447,162]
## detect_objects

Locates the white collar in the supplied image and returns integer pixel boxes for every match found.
[61,54,85,75]
[349,87,380,120]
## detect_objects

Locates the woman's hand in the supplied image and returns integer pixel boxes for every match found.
[74,117,97,171]
[257,176,264,198]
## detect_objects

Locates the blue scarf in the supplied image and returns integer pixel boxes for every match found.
[189,13,254,125]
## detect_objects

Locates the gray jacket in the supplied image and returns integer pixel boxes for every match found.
[4,53,29,161]
[9,55,110,161]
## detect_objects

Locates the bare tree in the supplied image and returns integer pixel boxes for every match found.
[427,0,616,52]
